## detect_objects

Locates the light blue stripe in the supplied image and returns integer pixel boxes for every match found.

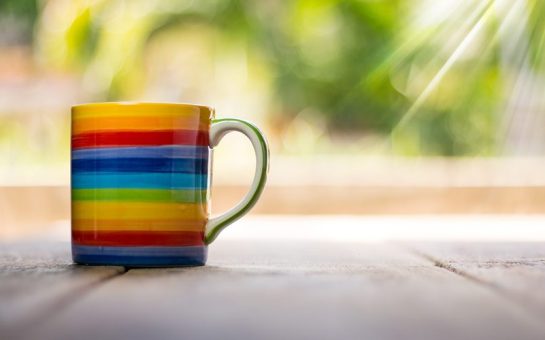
[72,173,208,189]
[72,146,209,160]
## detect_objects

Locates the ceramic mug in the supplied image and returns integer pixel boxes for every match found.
[71,102,269,267]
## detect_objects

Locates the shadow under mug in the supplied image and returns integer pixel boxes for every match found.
[71,102,269,267]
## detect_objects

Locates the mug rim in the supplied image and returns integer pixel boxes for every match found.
[72,101,214,117]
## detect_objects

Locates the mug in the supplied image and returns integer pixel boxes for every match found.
[71,102,269,267]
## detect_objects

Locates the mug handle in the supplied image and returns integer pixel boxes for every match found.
[205,118,270,244]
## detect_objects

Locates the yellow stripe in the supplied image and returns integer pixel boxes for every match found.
[72,103,213,120]
[72,218,206,232]
[72,116,209,134]
[72,201,207,220]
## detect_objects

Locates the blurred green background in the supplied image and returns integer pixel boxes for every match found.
[1,0,544,169]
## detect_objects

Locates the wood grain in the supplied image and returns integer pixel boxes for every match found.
[14,240,545,340]
[407,242,545,320]
[0,242,125,337]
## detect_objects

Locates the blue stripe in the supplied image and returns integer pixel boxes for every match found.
[72,173,208,189]
[72,158,208,174]
[72,244,207,267]
[72,146,209,160]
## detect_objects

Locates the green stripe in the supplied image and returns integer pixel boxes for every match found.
[72,189,207,203]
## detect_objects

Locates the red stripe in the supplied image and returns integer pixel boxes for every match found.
[72,130,209,149]
[72,230,205,246]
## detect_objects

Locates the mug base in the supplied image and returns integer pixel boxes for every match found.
[72,244,207,267]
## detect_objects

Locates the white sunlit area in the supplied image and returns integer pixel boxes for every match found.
[2,1,545,340]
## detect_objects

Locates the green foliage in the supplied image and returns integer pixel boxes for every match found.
[253,0,409,132]
[4,0,543,156]
[0,0,38,44]
[0,0,38,21]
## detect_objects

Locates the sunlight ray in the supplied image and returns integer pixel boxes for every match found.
[334,1,487,117]
[496,0,545,154]
[389,1,496,136]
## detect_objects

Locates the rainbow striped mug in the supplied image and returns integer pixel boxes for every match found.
[71,102,269,267]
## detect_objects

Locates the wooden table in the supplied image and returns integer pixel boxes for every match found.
[2,216,545,340]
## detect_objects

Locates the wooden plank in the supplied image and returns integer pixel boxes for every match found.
[406,242,545,319]
[3,185,545,242]
[215,185,545,215]
[0,186,69,240]
[21,240,545,340]
[0,241,125,337]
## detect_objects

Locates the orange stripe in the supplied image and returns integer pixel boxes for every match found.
[72,218,206,231]
[72,116,209,134]
[72,230,205,246]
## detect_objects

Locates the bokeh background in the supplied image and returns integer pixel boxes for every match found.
[2,0,545,239]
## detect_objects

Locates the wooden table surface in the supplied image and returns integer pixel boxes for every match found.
[2,216,545,340]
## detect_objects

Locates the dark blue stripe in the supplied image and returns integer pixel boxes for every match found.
[72,173,208,189]
[72,146,209,160]
[72,158,208,173]
[72,244,207,267]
